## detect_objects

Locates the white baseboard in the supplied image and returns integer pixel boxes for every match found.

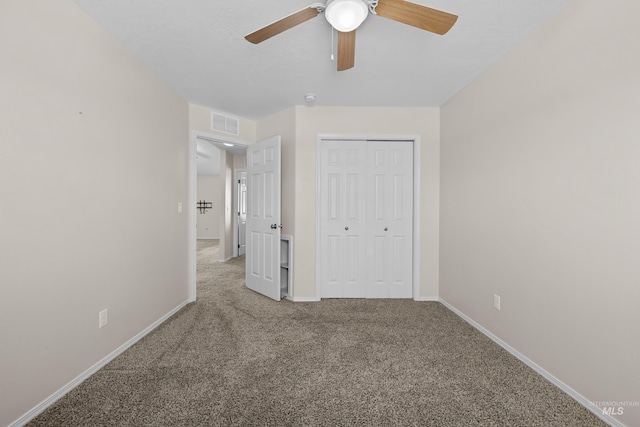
[289,296,435,302]
[287,296,320,302]
[10,299,191,427]
[438,298,625,427]
[414,296,439,302]
[219,255,233,263]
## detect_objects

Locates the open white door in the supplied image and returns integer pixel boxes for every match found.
[246,136,281,301]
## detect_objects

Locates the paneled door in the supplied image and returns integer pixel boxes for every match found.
[319,140,367,298]
[246,136,281,301]
[366,141,413,298]
[319,139,413,298]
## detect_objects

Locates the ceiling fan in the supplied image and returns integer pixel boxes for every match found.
[245,0,458,71]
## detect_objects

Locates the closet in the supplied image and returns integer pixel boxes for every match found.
[318,139,414,298]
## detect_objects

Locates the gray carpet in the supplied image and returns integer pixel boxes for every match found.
[29,240,605,426]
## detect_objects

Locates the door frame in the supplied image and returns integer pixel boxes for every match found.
[233,168,247,258]
[315,134,422,300]
[188,130,251,302]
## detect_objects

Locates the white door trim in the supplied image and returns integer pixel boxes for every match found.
[233,168,247,258]
[188,130,251,302]
[315,134,421,300]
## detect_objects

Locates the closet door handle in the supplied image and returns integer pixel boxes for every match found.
[345,226,349,231]
[384,227,388,231]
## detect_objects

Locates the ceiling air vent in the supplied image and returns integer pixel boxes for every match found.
[211,112,240,136]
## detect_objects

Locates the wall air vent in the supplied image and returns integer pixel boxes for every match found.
[211,112,240,136]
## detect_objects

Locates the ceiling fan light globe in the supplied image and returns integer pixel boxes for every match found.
[325,0,368,32]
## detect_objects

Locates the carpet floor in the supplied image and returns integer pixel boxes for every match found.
[29,240,606,426]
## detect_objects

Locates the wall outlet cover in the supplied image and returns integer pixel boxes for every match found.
[99,309,108,328]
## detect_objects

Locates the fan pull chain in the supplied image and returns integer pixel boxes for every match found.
[331,27,335,61]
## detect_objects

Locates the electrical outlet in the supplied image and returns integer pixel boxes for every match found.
[99,309,108,328]
[493,294,501,311]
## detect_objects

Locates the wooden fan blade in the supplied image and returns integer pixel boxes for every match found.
[337,30,356,71]
[376,0,458,35]
[245,7,321,44]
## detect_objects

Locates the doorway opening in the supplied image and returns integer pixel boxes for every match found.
[189,131,249,302]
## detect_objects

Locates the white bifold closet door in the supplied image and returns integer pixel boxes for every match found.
[319,140,413,298]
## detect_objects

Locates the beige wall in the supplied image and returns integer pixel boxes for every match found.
[0,1,189,425]
[440,0,640,425]
[197,176,221,239]
[233,154,247,169]
[291,106,441,299]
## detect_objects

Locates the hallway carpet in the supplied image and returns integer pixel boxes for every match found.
[29,240,605,426]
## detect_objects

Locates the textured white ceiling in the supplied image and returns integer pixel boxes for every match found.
[73,0,569,120]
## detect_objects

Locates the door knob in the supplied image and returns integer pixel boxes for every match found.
[345,226,349,231]
[384,227,388,231]
[270,224,278,229]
